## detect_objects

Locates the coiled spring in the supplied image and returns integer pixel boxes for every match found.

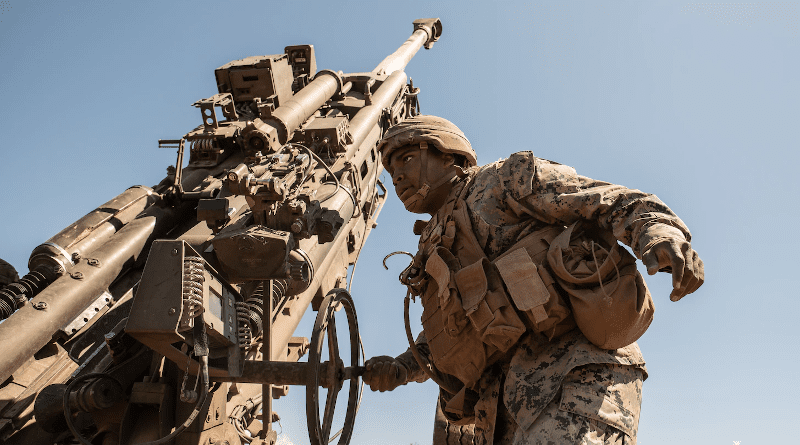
[181,256,205,320]
[241,280,287,339]
[0,266,56,321]
[191,138,215,152]
[235,301,253,351]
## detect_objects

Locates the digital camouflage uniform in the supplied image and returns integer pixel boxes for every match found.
[398,151,690,445]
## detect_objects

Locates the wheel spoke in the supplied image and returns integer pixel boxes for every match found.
[321,378,339,442]
[327,311,339,368]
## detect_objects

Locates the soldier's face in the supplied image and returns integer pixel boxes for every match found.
[386,144,454,214]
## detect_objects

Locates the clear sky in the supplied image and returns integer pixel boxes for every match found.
[1,1,798,444]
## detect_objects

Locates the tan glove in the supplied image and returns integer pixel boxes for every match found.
[363,355,409,392]
[642,238,704,301]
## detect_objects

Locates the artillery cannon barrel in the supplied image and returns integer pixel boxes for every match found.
[265,185,356,358]
[372,18,442,76]
[345,70,408,159]
[270,70,344,144]
[260,74,415,358]
[261,18,441,148]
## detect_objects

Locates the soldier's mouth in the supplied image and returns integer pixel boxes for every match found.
[398,186,414,201]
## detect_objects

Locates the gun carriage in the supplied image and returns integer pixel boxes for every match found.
[0,18,443,445]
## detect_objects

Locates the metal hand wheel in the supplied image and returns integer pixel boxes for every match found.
[306,289,362,445]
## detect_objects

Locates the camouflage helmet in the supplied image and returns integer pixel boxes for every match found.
[377,115,477,169]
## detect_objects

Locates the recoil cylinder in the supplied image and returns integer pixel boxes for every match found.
[0,265,58,321]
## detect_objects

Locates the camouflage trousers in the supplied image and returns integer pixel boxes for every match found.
[492,363,644,445]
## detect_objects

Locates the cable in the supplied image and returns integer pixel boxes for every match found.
[62,357,215,445]
[294,144,341,203]
[346,157,381,294]
[62,373,124,445]
[229,393,265,443]
[403,292,460,395]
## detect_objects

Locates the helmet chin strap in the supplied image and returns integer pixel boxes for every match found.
[402,142,461,213]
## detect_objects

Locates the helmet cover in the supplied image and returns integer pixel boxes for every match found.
[377,115,477,169]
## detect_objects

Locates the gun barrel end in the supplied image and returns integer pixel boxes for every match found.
[413,18,442,49]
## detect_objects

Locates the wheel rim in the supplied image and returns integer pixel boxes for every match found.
[306,289,361,445]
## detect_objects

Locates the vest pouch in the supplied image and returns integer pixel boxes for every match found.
[424,248,469,337]
[502,225,564,264]
[547,222,655,350]
[491,226,575,339]
[421,249,487,388]
[454,258,527,354]
[442,386,481,418]
[494,247,575,339]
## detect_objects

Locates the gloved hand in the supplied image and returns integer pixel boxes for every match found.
[642,238,704,302]
[363,355,408,392]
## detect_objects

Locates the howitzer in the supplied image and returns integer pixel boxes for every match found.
[0,18,443,445]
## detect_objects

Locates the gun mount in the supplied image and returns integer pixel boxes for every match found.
[0,18,443,445]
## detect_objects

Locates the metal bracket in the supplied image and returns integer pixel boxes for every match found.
[193,93,238,131]
[61,291,113,336]
[159,139,186,196]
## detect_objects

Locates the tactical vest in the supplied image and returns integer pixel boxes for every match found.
[407,176,576,396]
[407,175,655,412]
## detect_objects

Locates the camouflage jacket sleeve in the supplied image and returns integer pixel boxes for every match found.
[502,151,691,258]
[395,332,431,384]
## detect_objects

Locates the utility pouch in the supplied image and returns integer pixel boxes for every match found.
[547,222,655,350]
[493,226,575,339]
[424,248,468,337]
[454,258,526,354]
[441,385,480,419]
[420,248,486,388]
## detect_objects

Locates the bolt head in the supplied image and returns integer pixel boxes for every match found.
[33,301,48,310]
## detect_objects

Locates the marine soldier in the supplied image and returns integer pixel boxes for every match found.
[0,258,19,287]
[362,116,704,444]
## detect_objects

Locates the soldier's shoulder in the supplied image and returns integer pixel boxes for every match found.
[471,151,534,179]
[488,151,567,172]
[468,152,573,200]
[466,152,541,202]
[493,152,540,201]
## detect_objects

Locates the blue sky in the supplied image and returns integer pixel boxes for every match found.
[1,1,798,444]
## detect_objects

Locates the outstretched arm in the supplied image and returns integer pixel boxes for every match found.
[503,153,704,300]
